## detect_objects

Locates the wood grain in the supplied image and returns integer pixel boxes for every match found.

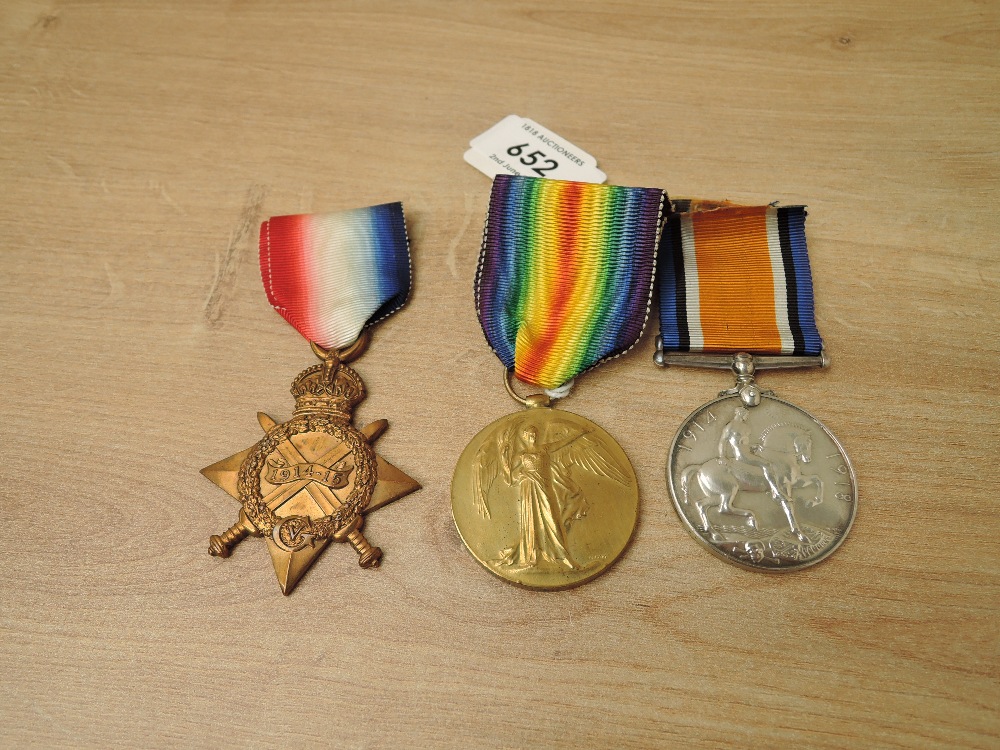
[1,1,997,747]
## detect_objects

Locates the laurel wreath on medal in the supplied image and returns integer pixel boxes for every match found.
[237,413,377,539]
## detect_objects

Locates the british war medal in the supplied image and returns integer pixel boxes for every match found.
[656,203,856,570]
[202,204,420,594]
[452,175,665,590]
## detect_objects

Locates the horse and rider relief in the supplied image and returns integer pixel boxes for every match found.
[669,399,856,569]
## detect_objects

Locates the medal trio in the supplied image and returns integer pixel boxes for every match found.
[201,203,420,594]
[200,179,856,591]
[656,203,857,570]
[451,175,666,590]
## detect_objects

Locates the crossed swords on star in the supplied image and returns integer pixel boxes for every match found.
[207,413,389,567]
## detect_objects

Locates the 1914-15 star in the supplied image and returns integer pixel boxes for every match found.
[202,411,419,595]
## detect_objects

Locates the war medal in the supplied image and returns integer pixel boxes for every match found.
[202,203,420,594]
[452,176,666,590]
[656,204,856,570]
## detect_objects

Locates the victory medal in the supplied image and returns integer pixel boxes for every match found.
[452,176,666,590]
[202,203,420,594]
[656,203,856,570]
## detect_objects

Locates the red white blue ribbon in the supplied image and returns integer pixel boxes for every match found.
[259,203,412,349]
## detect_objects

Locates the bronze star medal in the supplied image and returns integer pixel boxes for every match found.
[203,335,420,594]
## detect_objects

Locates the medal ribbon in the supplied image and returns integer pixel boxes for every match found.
[476,175,665,389]
[658,204,822,355]
[259,202,411,349]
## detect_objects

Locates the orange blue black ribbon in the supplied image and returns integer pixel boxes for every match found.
[658,204,822,355]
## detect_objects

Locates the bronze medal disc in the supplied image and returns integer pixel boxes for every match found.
[452,407,638,590]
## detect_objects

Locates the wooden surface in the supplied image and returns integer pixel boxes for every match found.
[2,2,998,748]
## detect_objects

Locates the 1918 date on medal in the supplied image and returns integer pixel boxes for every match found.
[667,394,857,570]
[452,407,638,590]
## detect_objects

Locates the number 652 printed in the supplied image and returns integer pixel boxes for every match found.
[505,143,558,176]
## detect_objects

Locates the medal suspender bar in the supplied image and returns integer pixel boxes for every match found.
[656,203,857,571]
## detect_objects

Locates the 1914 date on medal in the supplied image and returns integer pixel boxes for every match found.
[201,340,420,595]
[667,394,857,571]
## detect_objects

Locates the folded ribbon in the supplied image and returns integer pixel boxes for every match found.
[259,203,411,350]
[476,175,665,389]
[658,204,822,356]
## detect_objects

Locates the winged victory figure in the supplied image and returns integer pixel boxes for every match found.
[472,415,629,570]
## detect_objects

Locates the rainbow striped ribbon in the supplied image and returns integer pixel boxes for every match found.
[477,175,665,389]
[259,203,411,349]
[658,204,822,355]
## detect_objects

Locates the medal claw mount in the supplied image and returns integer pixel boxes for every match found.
[663,347,857,571]
[654,336,829,372]
[201,333,419,595]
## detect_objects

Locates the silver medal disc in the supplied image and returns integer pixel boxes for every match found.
[667,394,857,571]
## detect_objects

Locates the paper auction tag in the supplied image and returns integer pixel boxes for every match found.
[464,115,606,183]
